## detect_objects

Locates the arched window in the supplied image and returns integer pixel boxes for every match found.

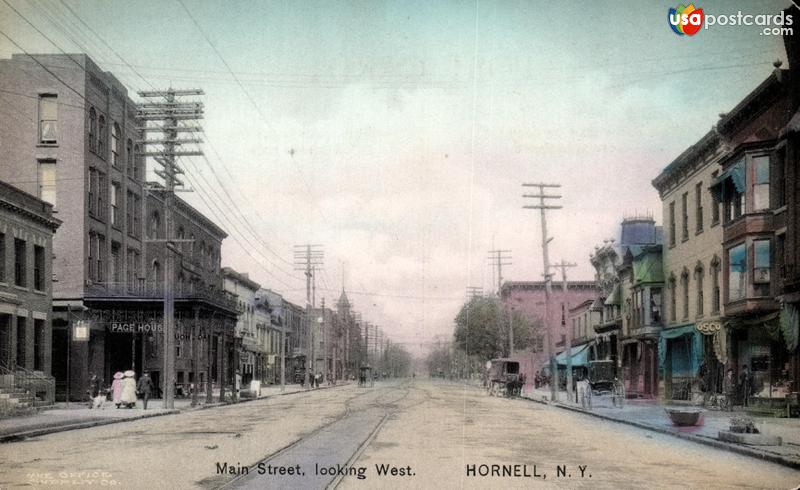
[177,226,185,254]
[681,268,690,319]
[151,260,161,284]
[126,138,133,174]
[694,262,705,317]
[710,255,721,313]
[132,144,140,180]
[89,108,97,151]
[97,115,106,157]
[111,122,120,166]
[668,273,677,323]
[148,211,160,239]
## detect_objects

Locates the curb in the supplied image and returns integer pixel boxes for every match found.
[0,409,180,442]
[0,383,350,443]
[522,394,800,470]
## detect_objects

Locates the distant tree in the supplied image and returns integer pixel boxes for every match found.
[453,296,540,361]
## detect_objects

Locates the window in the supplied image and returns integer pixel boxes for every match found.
[97,172,106,221]
[38,159,56,207]
[681,269,689,319]
[88,169,97,216]
[724,163,745,223]
[711,171,721,224]
[753,239,771,296]
[151,260,161,284]
[131,194,141,238]
[752,155,770,211]
[0,233,5,282]
[694,264,704,317]
[89,107,97,152]
[33,245,44,291]
[88,233,95,281]
[681,192,689,241]
[110,182,120,227]
[711,257,721,313]
[111,242,122,284]
[650,288,662,323]
[14,238,26,287]
[669,275,677,323]
[39,94,57,144]
[133,144,140,180]
[97,234,105,283]
[34,319,44,371]
[729,243,747,302]
[111,123,120,167]
[695,182,703,233]
[669,201,676,247]
[127,248,138,293]
[126,190,134,231]
[97,115,106,157]
[148,211,160,239]
[126,139,133,176]
[774,148,786,208]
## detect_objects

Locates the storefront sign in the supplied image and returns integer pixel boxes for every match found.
[696,321,722,335]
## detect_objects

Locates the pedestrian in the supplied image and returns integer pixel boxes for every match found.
[120,370,137,408]
[739,365,752,407]
[111,371,124,408]
[234,370,242,401]
[88,373,102,409]
[137,371,155,410]
[722,368,736,411]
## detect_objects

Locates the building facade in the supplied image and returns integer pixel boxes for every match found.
[501,281,600,375]
[0,53,237,400]
[222,268,260,385]
[0,180,61,407]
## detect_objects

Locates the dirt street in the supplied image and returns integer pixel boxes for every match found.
[1,380,798,489]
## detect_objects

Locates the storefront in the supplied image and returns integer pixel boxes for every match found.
[658,324,703,402]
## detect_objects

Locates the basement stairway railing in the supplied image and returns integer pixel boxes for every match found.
[0,362,56,407]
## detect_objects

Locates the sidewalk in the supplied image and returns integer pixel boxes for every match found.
[523,387,800,469]
[0,382,343,442]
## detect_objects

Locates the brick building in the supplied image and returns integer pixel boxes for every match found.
[0,53,237,401]
[0,180,61,408]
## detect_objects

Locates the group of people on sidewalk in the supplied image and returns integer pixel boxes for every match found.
[722,365,755,411]
[88,371,155,410]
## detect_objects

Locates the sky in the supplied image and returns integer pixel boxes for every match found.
[0,0,793,356]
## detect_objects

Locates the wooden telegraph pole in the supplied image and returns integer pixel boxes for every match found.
[488,249,512,355]
[523,183,561,402]
[138,88,203,409]
[553,260,577,403]
[294,245,323,388]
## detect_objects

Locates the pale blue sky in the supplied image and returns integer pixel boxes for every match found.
[0,0,792,352]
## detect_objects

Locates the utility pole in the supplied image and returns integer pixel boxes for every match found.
[138,88,204,409]
[488,249,512,295]
[553,260,577,403]
[466,286,483,300]
[523,182,562,402]
[294,244,323,388]
[488,249,512,355]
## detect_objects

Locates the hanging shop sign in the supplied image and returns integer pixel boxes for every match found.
[72,320,90,341]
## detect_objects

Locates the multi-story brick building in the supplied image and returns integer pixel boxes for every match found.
[223,267,260,384]
[0,180,61,409]
[500,280,599,376]
[0,53,237,401]
[708,28,799,407]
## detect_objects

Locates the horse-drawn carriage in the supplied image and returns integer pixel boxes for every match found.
[486,358,524,398]
[577,360,625,409]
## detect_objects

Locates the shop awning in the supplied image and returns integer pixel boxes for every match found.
[709,158,745,201]
[555,343,591,367]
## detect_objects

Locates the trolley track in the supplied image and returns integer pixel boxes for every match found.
[209,380,425,490]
